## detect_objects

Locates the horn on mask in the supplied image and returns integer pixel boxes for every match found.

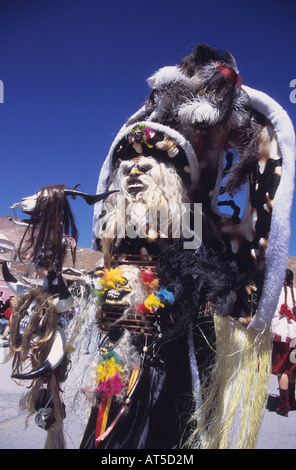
[64,186,119,205]
[11,326,66,380]
[2,262,28,297]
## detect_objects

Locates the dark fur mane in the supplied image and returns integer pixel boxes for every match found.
[19,185,78,271]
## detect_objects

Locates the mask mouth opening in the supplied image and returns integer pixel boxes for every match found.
[126,177,146,196]
[105,288,129,305]
[104,274,130,305]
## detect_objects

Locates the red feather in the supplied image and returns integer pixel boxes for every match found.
[140,269,155,284]
[135,302,150,314]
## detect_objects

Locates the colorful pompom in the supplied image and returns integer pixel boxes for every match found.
[279,303,294,320]
[98,373,125,398]
[144,293,164,312]
[135,302,150,314]
[156,286,175,305]
[140,269,155,284]
[139,269,159,290]
[98,268,127,290]
[97,351,125,398]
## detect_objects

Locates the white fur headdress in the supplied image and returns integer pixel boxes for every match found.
[241,86,295,333]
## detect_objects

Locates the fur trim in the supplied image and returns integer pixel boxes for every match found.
[244,86,296,334]
[147,66,184,89]
[178,99,220,126]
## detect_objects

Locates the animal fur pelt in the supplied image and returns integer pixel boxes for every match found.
[9,288,59,375]
[18,184,78,272]
[155,240,265,343]
[126,44,265,196]
[9,287,69,449]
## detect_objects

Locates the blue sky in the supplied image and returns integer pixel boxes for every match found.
[0,0,295,256]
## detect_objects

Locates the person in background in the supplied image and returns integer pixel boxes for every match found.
[0,291,5,316]
[271,269,296,417]
[66,305,76,321]
[0,295,14,339]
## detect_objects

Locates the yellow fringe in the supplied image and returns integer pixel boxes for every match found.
[186,315,271,449]
[101,396,113,435]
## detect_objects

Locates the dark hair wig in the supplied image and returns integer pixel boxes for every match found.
[19,185,78,271]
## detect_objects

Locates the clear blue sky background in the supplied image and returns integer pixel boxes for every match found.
[0,0,295,256]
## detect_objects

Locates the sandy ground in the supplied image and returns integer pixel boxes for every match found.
[0,347,294,451]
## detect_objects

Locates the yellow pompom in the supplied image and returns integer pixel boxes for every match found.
[99,268,127,290]
[144,293,164,312]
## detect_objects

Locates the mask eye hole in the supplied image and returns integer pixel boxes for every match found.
[121,163,133,176]
[138,165,152,173]
[118,277,131,291]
